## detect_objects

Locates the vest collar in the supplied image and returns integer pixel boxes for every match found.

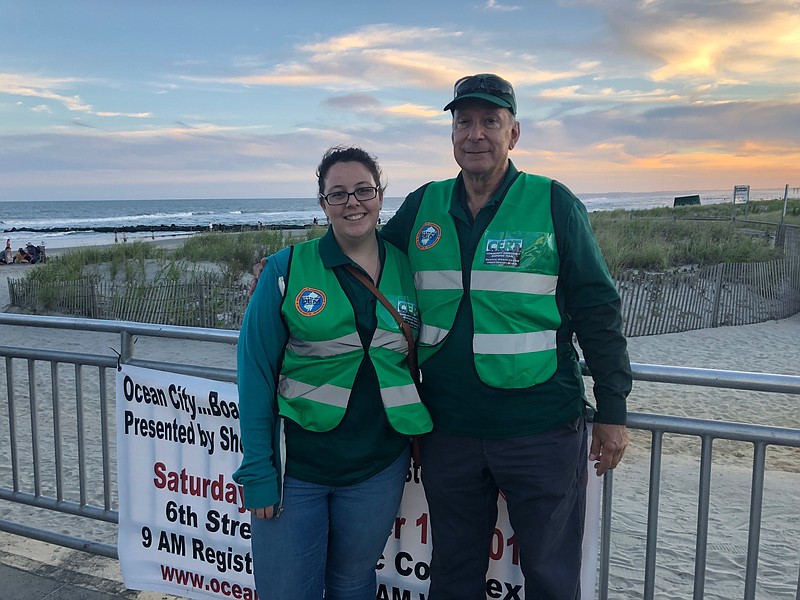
[452,159,520,224]
[319,227,385,271]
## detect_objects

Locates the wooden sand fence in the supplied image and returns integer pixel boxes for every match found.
[7,275,251,329]
[614,257,800,337]
[6,256,800,336]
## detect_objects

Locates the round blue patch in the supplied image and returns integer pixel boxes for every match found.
[415,222,442,250]
[295,287,326,316]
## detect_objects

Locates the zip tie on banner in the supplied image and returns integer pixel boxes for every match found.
[112,336,137,371]
[110,348,122,371]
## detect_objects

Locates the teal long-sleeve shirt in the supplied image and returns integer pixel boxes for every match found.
[232,229,408,510]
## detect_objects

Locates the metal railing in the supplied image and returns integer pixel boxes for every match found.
[1,313,799,598]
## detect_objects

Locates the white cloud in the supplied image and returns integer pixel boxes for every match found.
[298,25,457,54]
[383,104,443,119]
[181,24,565,94]
[595,0,800,84]
[538,85,684,103]
[95,111,152,118]
[482,0,522,12]
[0,72,92,112]
[0,72,157,121]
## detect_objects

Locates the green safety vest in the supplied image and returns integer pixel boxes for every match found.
[278,239,432,434]
[408,174,562,388]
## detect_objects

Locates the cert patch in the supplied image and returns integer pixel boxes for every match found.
[295,287,326,316]
[397,300,421,331]
[484,238,523,267]
[415,222,442,250]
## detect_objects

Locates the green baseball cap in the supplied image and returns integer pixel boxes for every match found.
[443,73,517,115]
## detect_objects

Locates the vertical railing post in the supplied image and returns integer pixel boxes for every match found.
[598,470,614,600]
[120,330,135,364]
[643,431,664,599]
[99,366,113,511]
[27,360,42,497]
[75,365,87,506]
[5,356,20,491]
[50,362,64,500]
[693,435,714,598]
[744,442,767,600]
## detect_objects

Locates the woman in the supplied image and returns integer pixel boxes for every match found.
[13,247,30,264]
[233,146,432,600]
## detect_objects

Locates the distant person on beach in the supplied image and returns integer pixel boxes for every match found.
[25,243,45,264]
[13,247,31,264]
[4,239,11,264]
[234,146,432,599]
[378,73,632,599]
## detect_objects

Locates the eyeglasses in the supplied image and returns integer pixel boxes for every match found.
[453,74,514,100]
[319,186,380,206]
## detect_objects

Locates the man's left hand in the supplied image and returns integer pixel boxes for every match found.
[589,423,628,476]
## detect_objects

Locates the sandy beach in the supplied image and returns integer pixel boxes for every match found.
[1,249,799,598]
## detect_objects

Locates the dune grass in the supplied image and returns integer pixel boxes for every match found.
[590,212,784,272]
[25,241,168,283]
[174,230,293,280]
[630,196,800,224]
[23,228,328,285]
[588,197,798,271]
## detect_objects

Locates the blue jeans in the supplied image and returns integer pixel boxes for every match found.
[420,419,587,600]
[250,447,409,600]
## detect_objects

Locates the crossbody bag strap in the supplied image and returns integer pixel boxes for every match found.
[343,264,419,381]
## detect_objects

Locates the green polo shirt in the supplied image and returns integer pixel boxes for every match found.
[381,161,631,438]
[233,227,408,510]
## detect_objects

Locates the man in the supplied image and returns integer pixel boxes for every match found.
[380,73,632,599]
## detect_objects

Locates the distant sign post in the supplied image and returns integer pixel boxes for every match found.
[733,185,750,219]
[775,184,789,249]
[733,185,750,204]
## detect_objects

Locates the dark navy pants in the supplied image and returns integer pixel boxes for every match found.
[420,419,587,600]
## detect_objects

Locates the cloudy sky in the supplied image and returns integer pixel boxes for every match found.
[2,0,799,201]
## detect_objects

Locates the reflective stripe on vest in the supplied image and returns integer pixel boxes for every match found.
[278,375,421,408]
[285,332,362,356]
[473,330,556,355]
[286,328,407,356]
[278,377,350,408]
[382,383,424,408]
[407,174,561,388]
[278,238,432,434]
[414,269,462,291]
[416,269,557,295]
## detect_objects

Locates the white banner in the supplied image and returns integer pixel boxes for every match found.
[117,365,601,600]
[116,365,256,600]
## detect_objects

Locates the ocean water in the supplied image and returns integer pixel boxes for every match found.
[2,188,786,251]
